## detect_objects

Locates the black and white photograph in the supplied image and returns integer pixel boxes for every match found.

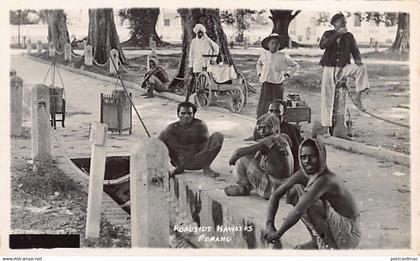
[1,0,418,257]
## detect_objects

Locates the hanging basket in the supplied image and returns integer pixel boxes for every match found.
[100,90,132,135]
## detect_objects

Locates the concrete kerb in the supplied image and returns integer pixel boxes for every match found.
[24,54,410,167]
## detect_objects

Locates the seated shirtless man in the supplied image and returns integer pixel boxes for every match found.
[248,100,302,172]
[158,101,224,177]
[264,138,361,249]
[224,114,294,199]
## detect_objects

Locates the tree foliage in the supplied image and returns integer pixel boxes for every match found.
[221,9,267,42]
[9,9,40,25]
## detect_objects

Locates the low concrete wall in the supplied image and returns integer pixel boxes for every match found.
[170,173,311,249]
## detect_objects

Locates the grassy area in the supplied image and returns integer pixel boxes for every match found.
[11,129,131,248]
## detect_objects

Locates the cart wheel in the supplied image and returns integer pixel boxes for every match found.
[194,73,211,109]
[229,86,245,113]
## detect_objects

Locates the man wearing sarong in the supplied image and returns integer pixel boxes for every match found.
[264,138,361,249]
[187,23,219,100]
[224,114,294,199]
[249,100,302,172]
[319,13,370,136]
[141,56,169,98]
[256,33,299,118]
[158,101,223,177]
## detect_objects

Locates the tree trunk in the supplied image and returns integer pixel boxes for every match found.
[43,9,70,52]
[87,8,128,65]
[169,8,235,89]
[121,8,168,47]
[269,10,305,48]
[391,12,409,53]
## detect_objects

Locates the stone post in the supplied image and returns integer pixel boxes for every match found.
[10,71,23,137]
[48,42,56,58]
[64,43,72,62]
[131,138,170,247]
[26,39,32,54]
[37,41,43,54]
[375,41,379,52]
[85,122,108,239]
[84,45,93,66]
[31,84,51,161]
[332,82,348,139]
[109,49,119,74]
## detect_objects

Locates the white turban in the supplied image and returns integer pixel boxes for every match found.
[193,23,206,34]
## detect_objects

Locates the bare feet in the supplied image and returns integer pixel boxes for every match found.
[322,127,331,138]
[353,91,366,111]
[294,239,318,249]
[224,185,250,196]
[170,166,185,177]
[203,166,220,177]
[144,94,155,99]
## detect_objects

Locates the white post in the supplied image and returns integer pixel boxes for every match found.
[26,39,32,54]
[10,72,23,137]
[31,84,51,161]
[48,42,56,58]
[37,41,43,54]
[64,43,72,62]
[109,49,119,75]
[85,45,93,66]
[85,122,108,239]
[131,138,169,247]
[150,40,157,56]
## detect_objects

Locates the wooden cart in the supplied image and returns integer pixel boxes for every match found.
[193,55,248,113]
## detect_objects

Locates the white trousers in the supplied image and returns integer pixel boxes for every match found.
[321,64,370,127]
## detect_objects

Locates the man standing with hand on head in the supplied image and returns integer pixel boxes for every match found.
[319,13,370,137]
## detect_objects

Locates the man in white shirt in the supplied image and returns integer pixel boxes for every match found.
[256,33,299,118]
[186,23,220,100]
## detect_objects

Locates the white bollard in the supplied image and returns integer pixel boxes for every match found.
[85,122,108,239]
[31,84,51,161]
[37,41,43,54]
[26,39,32,54]
[64,43,72,62]
[109,49,119,74]
[131,137,170,247]
[85,45,93,66]
[10,72,23,136]
[48,42,56,58]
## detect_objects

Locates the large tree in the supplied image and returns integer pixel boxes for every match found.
[119,8,167,47]
[391,12,409,52]
[169,8,235,89]
[40,9,70,52]
[269,9,303,47]
[87,8,128,65]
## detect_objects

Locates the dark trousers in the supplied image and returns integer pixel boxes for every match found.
[256,82,284,119]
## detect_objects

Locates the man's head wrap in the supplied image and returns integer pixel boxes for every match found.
[193,23,206,34]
